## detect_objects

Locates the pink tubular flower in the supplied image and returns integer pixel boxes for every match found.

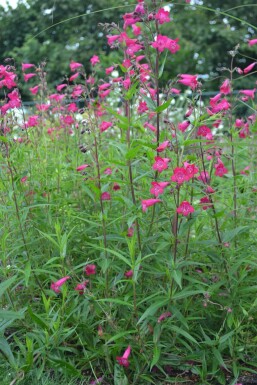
[244,62,256,74]
[116,346,131,367]
[220,79,231,95]
[142,198,162,212]
[101,192,111,201]
[151,34,180,54]
[155,8,171,24]
[127,226,134,237]
[90,55,100,66]
[69,72,80,82]
[84,264,97,276]
[178,120,190,132]
[198,171,210,184]
[214,159,228,177]
[157,140,170,152]
[150,181,170,197]
[105,66,115,75]
[170,87,180,94]
[152,156,170,173]
[137,101,148,114]
[113,182,120,191]
[77,164,89,172]
[21,176,28,183]
[171,167,189,184]
[104,168,112,175]
[197,125,213,140]
[29,85,39,95]
[24,73,36,82]
[178,74,198,90]
[132,24,141,36]
[26,115,39,128]
[100,121,112,133]
[200,196,212,210]
[75,281,89,295]
[144,122,156,132]
[177,201,194,216]
[240,89,256,99]
[249,39,257,46]
[51,276,70,293]
[184,162,199,179]
[56,83,67,92]
[124,270,133,278]
[70,61,83,72]
[158,311,172,323]
[22,63,35,71]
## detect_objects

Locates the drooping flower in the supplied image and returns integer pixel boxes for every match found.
[144,122,156,132]
[150,181,170,197]
[77,164,89,172]
[157,311,172,323]
[127,225,134,237]
[198,171,210,184]
[23,73,36,82]
[132,24,141,36]
[70,61,83,72]
[197,125,213,140]
[220,79,231,95]
[113,182,120,191]
[177,201,194,216]
[100,121,112,133]
[106,66,115,75]
[152,157,170,173]
[184,162,199,179]
[51,276,70,293]
[124,270,133,278]
[214,159,228,177]
[178,120,190,132]
[84,264,97,276]
[155,8,171,24]
[157,140,170,152]
[22,63,35,71]
[29,85,39,95]
[75,281,89,295]
[178,74,198,90]
[200,196,212,210]
[249,39,257,46]
[116,346,131,367]
[56,83,67,92]
[137,101,148,114]
[101,192,111,201]
[142,198,162,212]
[171,167,189,184]
[243,62,256,74]
[239,89,256,99]
[90,55,100,66]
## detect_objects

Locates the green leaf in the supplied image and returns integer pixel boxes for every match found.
[0,336,16,366]
[0,276,17,298]
[0,309,25,320]
[97,298,133,307]
[222,226,249,242]
[150,345,161,370]
[158,50,168,79]
[28,306,49,330]
[212,348,227,370]
[170,325,199,345]
[0,136,8,143]
[124,80,139,100]
[105,107,129,125]
[140,94,157,111]
[155,98,172,113]
[137,298,169,324]
[106,330,137,344]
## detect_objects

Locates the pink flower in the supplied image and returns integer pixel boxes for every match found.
[132,24,141,36]
[240,166,250,175]
[100,121,112,133]
[56,83,67,92]
[26,115,39,128]
[198,171,210,184]
[240,89,256,99]
[77,164,89,172]
[150,181,170,197]
[36,103,50,112]
[197,125,213,140]
[127,226,134,237]
[67,103,78,112]
[137,101,148,114]
[152,156,170,173]
[123,78,131,90]
[210,93,222,107]
[157,311,172,323]
[105,66,115,75]
[113,182,120,191]
[21,176,28,183]
[214,159,228,177]
[70,61,83,72]
[220,79,231,95]
[144,122,156,132]
[51,276,70,293]
[157,140,170,152]
[101,192,111,201]
[69,72,80,82]
[178,120,190,132]
[249,39,257,46]
[152,34,179,54]
[116,346,131,367]
[75,281,89,295]
[142,198,162,212]
[177,201,194,216]
[200,196,212,210]
[243,62,256,74]
[104,168,112,175]
[90,55,100,66]
[235,119,244,128]
[84,264,97,276]
[23,73,36,82]
[29,85,39,95]
[178,74,198,90]
[22,63,35,71]
[171,167,189,184]
[155,8,171,24]
[124,270,133,278]
[170,87,180,94]
[184,162,199,179]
